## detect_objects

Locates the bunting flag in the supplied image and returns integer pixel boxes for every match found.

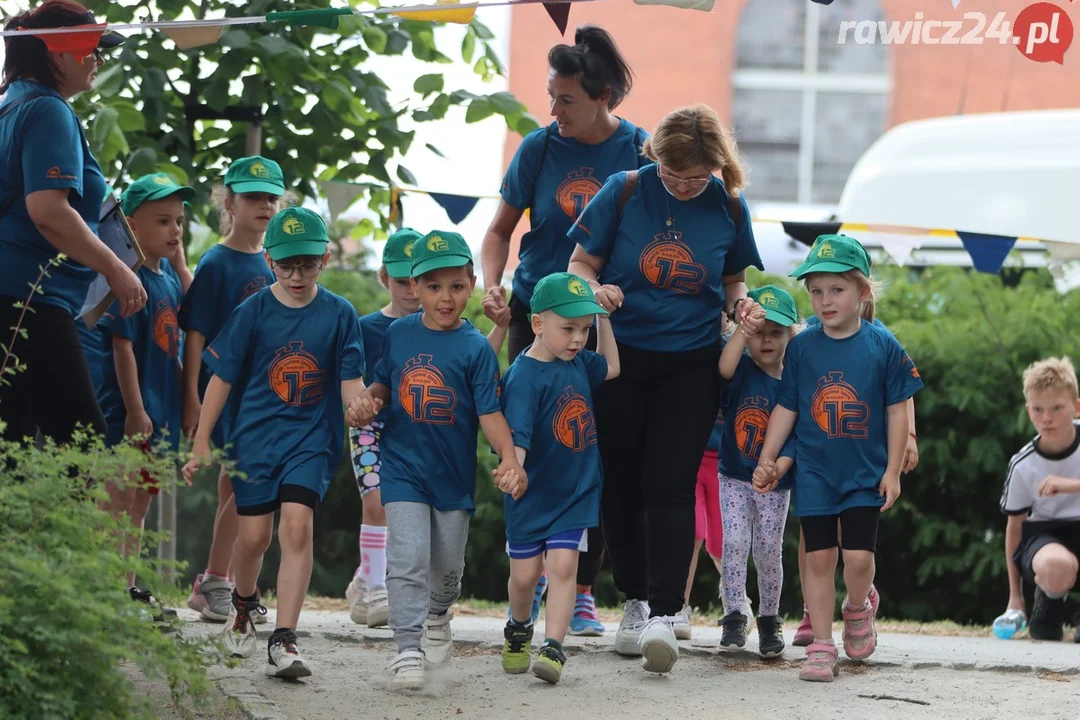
[956,231,1017,274]
[317,179,371,223]
[632,0,716,10]
[543,2,571,34]
[429,192,481,224]
[161,25,224,50]
[394,0,477,24]
[318,179,498,225]
[21,23,104,57]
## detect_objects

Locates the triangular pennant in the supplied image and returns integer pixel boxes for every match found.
[266,8,354,29]
[1042,240,1080,265]
[160,25,223,50]
[957,231,1017,274]
[866,232,924,267]
[394,0,477,24]
[543,3,570,34]
[429,192,480,224]
[25,25,104,57]
[632,0,716,10]
[389,187,403,227]
[318,180,366,223]
[780,220,843,247]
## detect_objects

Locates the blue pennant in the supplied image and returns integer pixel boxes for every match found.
[957,231,1017,274]
[429,193,480,225]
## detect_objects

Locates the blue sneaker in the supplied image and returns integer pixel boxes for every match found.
[506,573,548,625]
[569,592,604,636]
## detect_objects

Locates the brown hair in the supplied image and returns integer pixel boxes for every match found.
[642,104,747,196]
[1,0,92,94]
[1024,357,1079,401]
[210,184,297,236]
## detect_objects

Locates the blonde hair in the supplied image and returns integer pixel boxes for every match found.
[642,104,747,196]
[210,184,298,236]
[803,269,881,322]
[1023,356,1079,400]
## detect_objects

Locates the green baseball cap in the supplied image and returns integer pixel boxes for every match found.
[264,207,329,261]
[383,228,422,278]
[120,173,195,216]
[790,234,871,279]
[411,230,473,278]
[748,285,798,327]
[224,156,286,196]
[530,272,609,320]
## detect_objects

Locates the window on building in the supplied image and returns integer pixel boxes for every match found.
[733,0,890,204]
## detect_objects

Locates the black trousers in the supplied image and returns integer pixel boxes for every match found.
[508,294,605,588]
[0,297,106,445]
[593,340,721,617]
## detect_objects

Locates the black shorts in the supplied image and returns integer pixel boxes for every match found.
[1014,520,1080,585]
[235,485,321,516]
[801,506,880,553]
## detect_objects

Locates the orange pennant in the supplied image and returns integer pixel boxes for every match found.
[21,24,105,58]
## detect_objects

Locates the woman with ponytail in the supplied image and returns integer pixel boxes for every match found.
[482,25,647,637]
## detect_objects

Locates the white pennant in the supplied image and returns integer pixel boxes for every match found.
[632,0,715,10]
[318,180,367,223]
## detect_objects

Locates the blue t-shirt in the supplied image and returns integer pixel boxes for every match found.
[97,266,184,449]
[79,259,181,395]
[569,165,763,352]
[359,309,397,423]
[500,349,609,544]
[202,287,365,487]
[718,354,793,489]
[777,321,923,516]
[501,119,648,305]
[372,313,502,513]
[0,81,107,315]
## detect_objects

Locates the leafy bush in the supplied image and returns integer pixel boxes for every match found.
[0,432,215,719]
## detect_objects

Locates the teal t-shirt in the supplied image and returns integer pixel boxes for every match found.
[777,320,923,516]
[717,354,793,489]
[372,313,502,513]
[501,119,648,304]
[500,348,609,544]
[0,81,107,315]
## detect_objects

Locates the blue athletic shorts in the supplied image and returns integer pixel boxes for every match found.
[506,528,589,560]
[232,455,329,516]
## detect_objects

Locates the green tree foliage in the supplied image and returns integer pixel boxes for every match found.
[59,0,536,242]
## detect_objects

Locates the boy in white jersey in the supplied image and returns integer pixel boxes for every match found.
[1000,356,1080,643]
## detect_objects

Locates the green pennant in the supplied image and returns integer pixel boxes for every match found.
[265,8,354,29]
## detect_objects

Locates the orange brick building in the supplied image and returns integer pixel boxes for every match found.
[499,0,1080,270]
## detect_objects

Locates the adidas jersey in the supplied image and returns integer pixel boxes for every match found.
[1000,421,1080,521]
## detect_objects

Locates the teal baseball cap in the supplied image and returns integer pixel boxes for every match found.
[790,234,872,279]
[748,285,798,327]
[411,230,473,278]
[530,272,609,320]
[383,228,422,279]
[120,173,195,216]
[264,207,329,261]
[225,156,286,196]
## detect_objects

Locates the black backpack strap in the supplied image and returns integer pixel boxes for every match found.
[0,92,53,220]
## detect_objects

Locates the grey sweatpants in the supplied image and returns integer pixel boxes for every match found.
[385,501,470,652]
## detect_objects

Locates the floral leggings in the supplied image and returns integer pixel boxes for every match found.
[719,473,791,617]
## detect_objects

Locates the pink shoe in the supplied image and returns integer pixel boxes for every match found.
[799,642,839,682]
[841,599,877,660]
[793,606,814,647]
[868,584,880,614]
[186,573,207,613]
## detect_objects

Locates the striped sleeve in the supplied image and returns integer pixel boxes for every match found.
[1000,442,1036,516]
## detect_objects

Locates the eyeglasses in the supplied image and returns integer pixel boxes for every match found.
[81,47,104,64]
[271,261,323,279]
[658,168,711,190]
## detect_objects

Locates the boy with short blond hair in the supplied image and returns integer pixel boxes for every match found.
[1000,356,1080,643]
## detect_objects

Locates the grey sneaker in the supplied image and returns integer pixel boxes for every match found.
[614,599,650,656]
[266,630,311,678]
[222,593,266,658]
[195,574,235,623]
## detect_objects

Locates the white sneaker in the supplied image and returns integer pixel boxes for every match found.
[421,610,453,666]
[364,586,389,628]
[639,616,679,673]
[614,599,650,656]
[743,596,755,635]
[390,649,426,690]
[222,597,265,658]
[346,576,367,625]
[673,605,693,640]
[265,630,311,678]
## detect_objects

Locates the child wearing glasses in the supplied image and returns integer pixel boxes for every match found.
[182,207,368,680]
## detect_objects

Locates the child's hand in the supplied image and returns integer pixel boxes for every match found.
[902,435,919,474]
[493,462,528,500]
[124,410,153,441]
[879,472,901,511]
[739,302,767,337]
[592,284,624,313]
[752,461,779,493]
[182,439,212,486]
[346,393,382,427]
[482,293,511,328]
[1038,475,1080,496]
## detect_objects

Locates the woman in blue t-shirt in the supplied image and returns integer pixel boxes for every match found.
[0,1,144,444]
[568,105,763,674]
[481,25,647,636]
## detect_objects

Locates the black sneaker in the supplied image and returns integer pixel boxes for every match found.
[720,611,748,648]
[1029,589,1066,641]
[756,615,785,657]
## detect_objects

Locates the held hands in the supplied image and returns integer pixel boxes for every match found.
[346,392,383,428]
[1038,474,1080,496]
[493,460,528,500]
[591,283,624,313]
[181,438,212,486]
[738,300,767,337]
[752,460,780,494]
[481,290,511,328]
[124,410,153,441]
[879,472,901,512]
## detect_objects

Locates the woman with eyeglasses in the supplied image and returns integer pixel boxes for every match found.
[480,25,649,637]
[0,0,144,445]
[567,104,764,674]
